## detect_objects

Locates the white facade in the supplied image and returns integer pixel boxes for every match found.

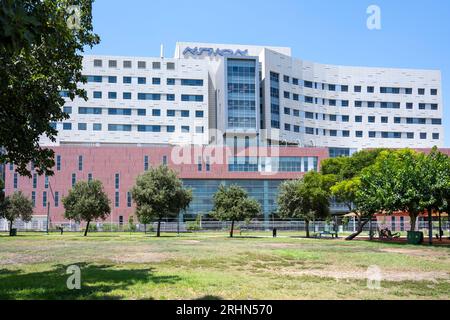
[46,42,444,150]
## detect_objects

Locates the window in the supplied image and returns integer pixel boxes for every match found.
[181,95,203,102]
[166,94,175,101]
[431,89,438,95]
[329,115,337,121]
[284,107,291,115]
[108,124,132,132]
[407,132,414,139]
[86,75,102,83]
[181,79,203,86]
[167,78,176,85]
[341,85,348,92]
[144,156,149,171]
[93,123,101,131]
[342,130,350,137]
[305,112,314,119]
[115,191,119,207]
[367,86,374,93]
[123,60,132,68]
[79,107,102,115]
[419,103,426,110]
[195,110,204,118]
[418,88,425,95]
[93,91,102,99]
[115,173,120,189]
[166,62,175,70]
[356,131,363,138]
[369,131,376,138]
[137,109,146,116]
[328,84,336,91]
[354,86,362,93]
[329,100,336,106]
[78,123,87,131]
[63,106,72,114]
[138,93,161,100]
[431,104,438,110]
[13,173,18,189]
[181,126,190,133]
[56,155,61,171]
[152,109,161,116]
[138,77,146,84]
[284,123,291,131]
[167,125,175,133]
[123,92,132,100]
[63,123,72,130]
[138,61,146,69]
[368,116,375,123]
[197,157,202,172]
[33,174,37,188]
[284,91,290,99]
[355,116,362,122]
[283,75,290,83]
[394,117,401,124]
[108,108,132,116]
[381,117,388,124]
[304,96,313,103]
[433,133,440,140]
[152,62,161,69]
[405,88,413,94]
[293,78,299,85]
[152,77,161,85]
[293,93,299,101]
[330,130,337,137]
[71,173,76,187]
[94,59,102,67]
[305,127,314,135]
[294,125,300,133]
[420,133,427,139]
[52,191,59,207]
[380,87,400,94]
[43,191,47,207]
[304,81,313,88]
[167,109,176,117]
[432,118,442,125]
[196,126,204,134]
[31,191,36,207]
[108,60,117,68]
[137,125,161,132]
[368,101,375,108]
[127,192,132,207]
[108,92,117,99]
[162,155,167,165]
[123,76,132,84]
[293,110,300,117]
[78,155,83,171]
[342,115,349,122]
[355,101,362,108]
[108,76,117,83]
[341,100,349,107]
[406,103,413,109]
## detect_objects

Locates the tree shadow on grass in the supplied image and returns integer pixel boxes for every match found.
[0,263,181,300]
[195,295,223,300]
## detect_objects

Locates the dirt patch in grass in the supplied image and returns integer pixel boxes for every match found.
[278,268,450,282]
[260,243,298,249]
[177,240,201,245]
[0,252,49,265]
[110,252,170,263]
[379,248,448,258]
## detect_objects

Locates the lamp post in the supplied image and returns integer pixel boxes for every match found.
[46,180,55,235]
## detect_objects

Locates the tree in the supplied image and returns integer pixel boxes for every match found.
[62,180,111,236]
[211,185,261,238]
[0,178,4,203]
[277,172,332,238]
[0,191,33,236]
[131,166,192,237]
[418,147,450,244]
[0,0,99,177]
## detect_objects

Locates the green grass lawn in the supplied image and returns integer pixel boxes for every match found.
[0,231,449,300]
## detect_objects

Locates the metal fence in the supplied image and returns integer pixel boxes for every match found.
[1,217,449,234]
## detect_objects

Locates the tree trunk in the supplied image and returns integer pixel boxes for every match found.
[84,220,90,237]
[428,208,433,245]
[9,220,13,236]
[438,212,442,241]
[305,220,310,238]
[409,213,417,231]
[230,220,235,238]
[144,224,147,234]
[346,216,370,240]
[157,219,161,237]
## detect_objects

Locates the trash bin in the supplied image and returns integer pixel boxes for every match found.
[407,231,423,245]
[10,228,17,236]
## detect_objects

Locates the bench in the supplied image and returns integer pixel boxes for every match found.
[314,231,338,239]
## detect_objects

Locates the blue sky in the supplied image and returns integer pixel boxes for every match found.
[88,0,450,146]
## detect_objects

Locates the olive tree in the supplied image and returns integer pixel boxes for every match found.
[62,180,111,236]
[0,191,33,236]
[211,185,261,238]
[131,166,192,237]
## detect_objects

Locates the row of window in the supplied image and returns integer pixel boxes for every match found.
[282,76,438,96]
[65,107,204,118]
[86,75,203,86]
[283,109,442,125]
[58,123,205,133]
[84,91,204,102]
[93,59,175,70]
[282,125,440,140]
[228,156,318,173]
